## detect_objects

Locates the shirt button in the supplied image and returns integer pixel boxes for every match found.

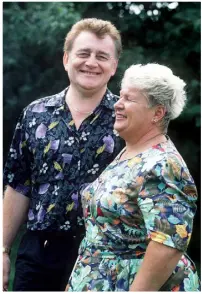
[44,240,49,247]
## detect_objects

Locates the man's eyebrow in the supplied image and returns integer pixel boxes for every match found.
[97,51,110,57]
[76,49,110,57]
[77,48,91,53]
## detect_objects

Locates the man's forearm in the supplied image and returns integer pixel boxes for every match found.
[129,240,182,291]
[3,185,30,248]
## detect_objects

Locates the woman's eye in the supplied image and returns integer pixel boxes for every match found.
[120,96,128,101]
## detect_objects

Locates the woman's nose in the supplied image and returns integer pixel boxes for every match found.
[114,98,124,110]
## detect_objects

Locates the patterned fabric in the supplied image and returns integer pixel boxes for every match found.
[3,88,125,231]
[67,139,200,291]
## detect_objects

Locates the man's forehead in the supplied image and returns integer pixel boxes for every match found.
[70,31,117,57]
[72,31,115,47]
[75,30,110,39]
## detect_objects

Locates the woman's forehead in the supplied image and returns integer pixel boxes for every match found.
[120,87,143,96]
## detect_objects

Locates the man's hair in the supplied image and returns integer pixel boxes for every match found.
[121,63,187,132]
[64,18,122,59]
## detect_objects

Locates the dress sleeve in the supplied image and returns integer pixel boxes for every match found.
[4,109,32,197]
[137,156,198,252]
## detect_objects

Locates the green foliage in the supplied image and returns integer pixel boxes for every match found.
[4,2,80,119]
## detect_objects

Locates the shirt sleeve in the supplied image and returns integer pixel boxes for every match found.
[4,109,32,197]
[137,156,198,252]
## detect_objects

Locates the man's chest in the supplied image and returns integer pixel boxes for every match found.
[25,110,123,184]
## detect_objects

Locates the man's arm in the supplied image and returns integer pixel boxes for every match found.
[3,185,30,291]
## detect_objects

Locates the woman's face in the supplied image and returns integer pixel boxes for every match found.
[114,87,156,140]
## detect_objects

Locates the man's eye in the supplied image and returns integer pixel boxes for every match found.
[77,53,89,58]
[97,55,108,61]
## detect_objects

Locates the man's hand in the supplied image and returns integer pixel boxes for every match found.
[3,253,10,291]
[3,185,30,291]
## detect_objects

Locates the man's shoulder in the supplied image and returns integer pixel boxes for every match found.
[103,89,119,110]
[25,88,67,112]
[107,89,119,101]
[113,94,119,101]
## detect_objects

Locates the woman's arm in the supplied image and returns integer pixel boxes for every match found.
[129,240,182,291]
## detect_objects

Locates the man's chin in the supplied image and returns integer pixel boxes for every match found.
[79,84,99,91]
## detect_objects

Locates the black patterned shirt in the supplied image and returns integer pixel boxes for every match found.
[4,88,125,231]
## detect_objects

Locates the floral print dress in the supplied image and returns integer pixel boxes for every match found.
[67,139,200,291]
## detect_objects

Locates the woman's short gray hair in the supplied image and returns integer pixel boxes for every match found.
[121,63,187,131]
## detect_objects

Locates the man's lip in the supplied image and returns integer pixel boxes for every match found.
[80,70,101,75]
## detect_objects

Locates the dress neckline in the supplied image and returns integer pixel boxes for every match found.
[115,135,170,163]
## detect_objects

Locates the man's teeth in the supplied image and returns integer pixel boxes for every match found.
[82,71,99,75]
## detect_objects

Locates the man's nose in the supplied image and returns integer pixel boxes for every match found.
[85,54,98,67]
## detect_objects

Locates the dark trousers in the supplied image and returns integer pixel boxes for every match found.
[13,229,83,291]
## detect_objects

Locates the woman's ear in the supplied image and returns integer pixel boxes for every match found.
[152,105,166,123]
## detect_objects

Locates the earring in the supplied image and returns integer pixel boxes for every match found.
[152,118,158,123]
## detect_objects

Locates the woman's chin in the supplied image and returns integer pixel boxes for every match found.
[114,124,124,133]
[114,127,125,138]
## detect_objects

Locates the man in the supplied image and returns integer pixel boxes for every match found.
[3,18,125,291]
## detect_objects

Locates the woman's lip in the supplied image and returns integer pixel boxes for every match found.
[115,113,127,119]
[116,112,127,118]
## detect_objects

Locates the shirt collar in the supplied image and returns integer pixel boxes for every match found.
[44,87,118,110]
[44,88,67,108]
[100,89,119,111]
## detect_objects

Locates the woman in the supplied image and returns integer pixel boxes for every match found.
[66,64,200,291]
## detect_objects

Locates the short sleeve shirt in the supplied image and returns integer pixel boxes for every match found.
[3,88,125,231]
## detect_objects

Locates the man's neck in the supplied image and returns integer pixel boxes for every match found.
[65,85,107,130]
[66,84,107,109]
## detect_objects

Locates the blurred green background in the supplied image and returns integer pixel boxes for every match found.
[3,2,201,290]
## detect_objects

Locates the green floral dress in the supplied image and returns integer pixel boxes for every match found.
[67,139,200,291]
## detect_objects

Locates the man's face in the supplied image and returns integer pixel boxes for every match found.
[63,31,118,93]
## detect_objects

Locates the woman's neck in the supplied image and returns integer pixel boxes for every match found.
[122,131,167,160]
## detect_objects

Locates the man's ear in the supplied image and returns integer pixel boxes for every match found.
[63,52,68,71]
[111,59,118,77]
